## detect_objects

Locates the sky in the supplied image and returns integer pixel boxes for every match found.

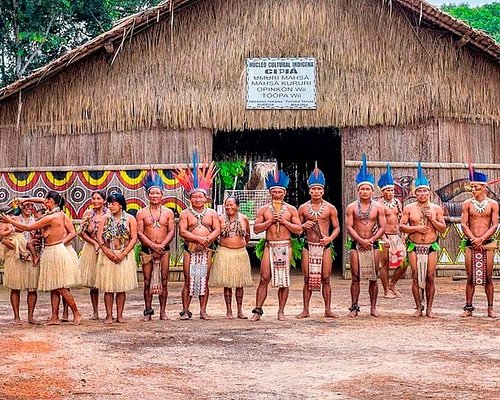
[429,0,498,6]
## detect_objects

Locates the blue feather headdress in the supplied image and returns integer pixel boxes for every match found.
[265,169,290,190]
[377,163,395,191]
[143,170,164,193]
[468,163,488,185]
[307,164,326,188]
[415,162,430,189]
[355,154,375,188]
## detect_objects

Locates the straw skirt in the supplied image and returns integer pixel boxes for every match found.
[79,242,99,288]
[211,246,253,288]
[38,243,76,291]
[66,244,81,286]
[95,252,138,293]
[3,234,32,290]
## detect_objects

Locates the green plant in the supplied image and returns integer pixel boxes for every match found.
[254,237,304,268]
[216,160,246,191]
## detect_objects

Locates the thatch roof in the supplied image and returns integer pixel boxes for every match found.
[0,0,498,102]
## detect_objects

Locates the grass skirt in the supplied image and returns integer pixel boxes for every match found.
[38,243,77,291]
[79,242,99,288]
[95,252,138,293]
[66,244,81,287]
[3,233,32,290]
[211,246,253,288]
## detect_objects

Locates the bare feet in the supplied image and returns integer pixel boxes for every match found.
[250,313,261,322]
[383,291,397,299]
[237,312,248,319]
[226,312,234,319]
[179,310,192,320]
[388,286,401,297]
[414,309,423,317]
[11,318,22,325]
[160,313,170,320]
[28,318,41,325]
[277,312,287,321]
[200,312,211,320]
[295,311,310,319]
[324,310,340,318]
[426,310,436,318]
[44,317,61,326]
[370,307,379,317]
[116,317,125,324]
[488,308,497,318]
[72,312,82,326]
[89,312,99,321]
[143,314,152,321]
[461,310,473,318]
[103,317,113,324]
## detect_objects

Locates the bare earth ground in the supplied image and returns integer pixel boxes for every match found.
[1,272,500,400]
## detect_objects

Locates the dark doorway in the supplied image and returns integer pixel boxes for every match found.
[213,127,343,272]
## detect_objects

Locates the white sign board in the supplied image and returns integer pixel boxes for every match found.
[246,58,317,110]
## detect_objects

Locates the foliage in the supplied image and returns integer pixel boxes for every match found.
[441,3,500,42]
[238,200,255,219]
[254,237,304,268]
[0,0,162,87]
[216,160,246,192]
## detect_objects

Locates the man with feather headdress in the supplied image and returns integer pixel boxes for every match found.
[296,165,340,319]
[137,170,175,321]
[399,162,446,318]
[175,152,221,320]
[460,165,498,318]
[250,168,302,321]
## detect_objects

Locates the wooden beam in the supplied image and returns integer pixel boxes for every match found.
[345,160,500,169]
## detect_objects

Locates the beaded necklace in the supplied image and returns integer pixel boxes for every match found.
[356,200,373,225]
[188,206,207,227]
[471,198,488,214]
[382,199,397,209]
[148,206,162,228]
[307,200,325,219]
[269,203,287,218]
[221,212,248,238]
[102,211,129,251]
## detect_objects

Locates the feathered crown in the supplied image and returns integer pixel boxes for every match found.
[265,168,290,190]
[143,170,164,193]
[468,163,488,185]
[355,154,375,188]
[307,163,326,188]
[173,151,218,196]
[377,163,394,190]
[415,162,430,189]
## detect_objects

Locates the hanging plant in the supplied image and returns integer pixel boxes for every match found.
[216,160,246,191]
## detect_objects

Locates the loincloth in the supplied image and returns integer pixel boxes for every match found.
[305,242,324,291]
[471,249,487,286]
[188,249,209,296]
[268,240,291,288]
[407,241,440,290]
[385,234,406,269]
[356,243,377,281]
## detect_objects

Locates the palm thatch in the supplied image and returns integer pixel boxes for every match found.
[0,0,499,138]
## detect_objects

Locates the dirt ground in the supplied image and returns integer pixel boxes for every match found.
[1,271,500,400]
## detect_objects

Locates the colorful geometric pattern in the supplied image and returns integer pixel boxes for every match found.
[0,169,188,219]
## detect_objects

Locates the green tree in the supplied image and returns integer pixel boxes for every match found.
[0,0,161,88]
[441,2,500,42]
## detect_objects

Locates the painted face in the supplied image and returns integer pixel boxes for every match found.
[190,191,207,208]
[309,185,324,199]
[270,188,286,201]
[224,198,238,216]
[470,184,486,198]
[108,201,122,214]
[21,202,34,216]
[382,187,394,200]
[358,184,374,200]
[415,187,430,202]
[91,193,105,210]
[147,187,163,205]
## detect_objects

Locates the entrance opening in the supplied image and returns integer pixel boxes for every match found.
[213,127,343,273]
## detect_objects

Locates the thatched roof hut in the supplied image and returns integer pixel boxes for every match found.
[0,0,499,273]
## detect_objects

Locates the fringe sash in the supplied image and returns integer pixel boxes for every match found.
[414,245,429,290]
[189,250,208,296]
[472,249,487,286]
[387,234,406,269]
[150,259,163,295]
[307,242,323,291]
[356,244,377,281]
[269,240,291,288]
